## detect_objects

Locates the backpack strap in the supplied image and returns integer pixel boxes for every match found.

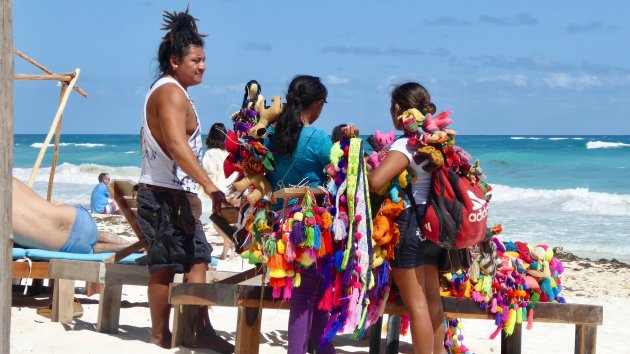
[402,179,426,242]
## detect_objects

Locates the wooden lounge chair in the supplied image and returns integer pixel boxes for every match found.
[48,178,149,330]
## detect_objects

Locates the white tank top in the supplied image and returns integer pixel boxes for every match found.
[139,77,203,192]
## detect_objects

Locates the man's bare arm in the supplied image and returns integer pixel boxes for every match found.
[155,86,219,194]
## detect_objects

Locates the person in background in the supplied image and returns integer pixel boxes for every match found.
[12,177,130,253]
[201,122,239,207]
[90,172,122,215]
[135,7,232,352]
[202,122,238,259]
[368,82,446,354]
[330,123,348,143]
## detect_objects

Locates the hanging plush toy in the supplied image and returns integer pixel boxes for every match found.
[366,130,395,170]
[228,80,279,205]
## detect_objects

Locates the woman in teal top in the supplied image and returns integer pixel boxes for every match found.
[267,125,332,189]
[267,75,336,354]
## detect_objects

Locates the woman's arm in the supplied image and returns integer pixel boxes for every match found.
[367,150,409,194]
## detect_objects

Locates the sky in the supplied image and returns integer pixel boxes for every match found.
[11,0,630,135]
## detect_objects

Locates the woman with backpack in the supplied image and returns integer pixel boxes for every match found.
[368,82,446,354]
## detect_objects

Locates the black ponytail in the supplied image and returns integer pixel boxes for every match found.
[273,75,327,156]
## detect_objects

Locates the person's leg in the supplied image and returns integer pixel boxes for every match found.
[186,260,234,353]
[392,266,433,354]
[92,231,131,252]
[148,268,175,348]
[423,264,446,354]
[288,268,319,354]
[308,272,336,354]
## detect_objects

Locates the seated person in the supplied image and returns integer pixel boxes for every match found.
[12,177,130,253]
[90,172,121,215]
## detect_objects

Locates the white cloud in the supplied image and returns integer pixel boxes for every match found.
[543,73,601,90]
[326,75,350,85]
[377,75,399,92]
[478,74,528,87]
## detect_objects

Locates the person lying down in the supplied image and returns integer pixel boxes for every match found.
[12,177,131,253]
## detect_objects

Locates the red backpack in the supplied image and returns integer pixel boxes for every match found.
[421,164,489,249]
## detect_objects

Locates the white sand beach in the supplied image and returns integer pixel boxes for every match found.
[10,215,630,354]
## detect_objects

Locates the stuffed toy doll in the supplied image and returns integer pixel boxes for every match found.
[366,130,395,170]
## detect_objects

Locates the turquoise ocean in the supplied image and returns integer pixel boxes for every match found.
[13,134,630,263]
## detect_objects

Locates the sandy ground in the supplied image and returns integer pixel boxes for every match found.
[9,215,630,354]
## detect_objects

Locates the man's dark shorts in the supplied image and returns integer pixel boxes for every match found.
[136,184,212,274]
[390,205,445,269]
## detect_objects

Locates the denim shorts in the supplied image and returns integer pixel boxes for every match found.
[390,205,445,269]
[59,206,98,254]
[136,185,212,274]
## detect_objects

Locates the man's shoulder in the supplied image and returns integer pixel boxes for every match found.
[150,83,189,107]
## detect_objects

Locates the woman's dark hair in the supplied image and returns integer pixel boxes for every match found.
[205,123,227,150]
[331,124,348,143]
[157,7,206,75]
[391,82,436,115]
[273,75,327,156]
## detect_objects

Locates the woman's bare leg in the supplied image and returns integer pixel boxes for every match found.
[423,265,446,353]
[392,266,433,354]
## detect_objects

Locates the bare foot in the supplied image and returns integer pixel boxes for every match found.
[195,326,234,353]
[150,332,172,349]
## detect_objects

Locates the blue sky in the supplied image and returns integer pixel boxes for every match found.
[12,1,630,135]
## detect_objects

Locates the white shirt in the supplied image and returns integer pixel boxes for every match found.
[389,137,432,206]
[138,77,203,192]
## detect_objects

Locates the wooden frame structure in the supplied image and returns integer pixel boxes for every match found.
[169,281,603,354]
[13,49,87,199]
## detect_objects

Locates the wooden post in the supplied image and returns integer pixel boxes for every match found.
[0,0,14,352]
[500,323,522,354]
[27,68,79,188]
[574,324,597,354]
[47,83,66,200]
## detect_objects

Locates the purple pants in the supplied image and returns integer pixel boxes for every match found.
[287,266,336,354]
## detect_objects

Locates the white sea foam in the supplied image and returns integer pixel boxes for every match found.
[510,137,543,140]
[548,137,584,141]
[30,142,106,148]
[586,141,630,149]
[13,163,141,185]
[491,184,630,216]
[74,143,106,147]
[124,151,137,154]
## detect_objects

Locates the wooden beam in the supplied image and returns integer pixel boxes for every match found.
[12,261,50,280]
[27,68,80,188]
[47,82,66,200]
[14,49,88,97]
[14,73,73,81]
[0,0,13,352]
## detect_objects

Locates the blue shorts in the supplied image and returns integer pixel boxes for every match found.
[390,205,445,269]
[59,206,98,254]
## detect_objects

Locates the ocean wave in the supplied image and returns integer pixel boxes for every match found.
[491,184,630,216]
[586,141,630,149]
[13,163,141,185]
[124,151,137,154]
[548,137,584,141]
[510,137,543,140]
[30,142,106,148]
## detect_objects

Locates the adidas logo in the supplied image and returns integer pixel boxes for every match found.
[468,190,487,211]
